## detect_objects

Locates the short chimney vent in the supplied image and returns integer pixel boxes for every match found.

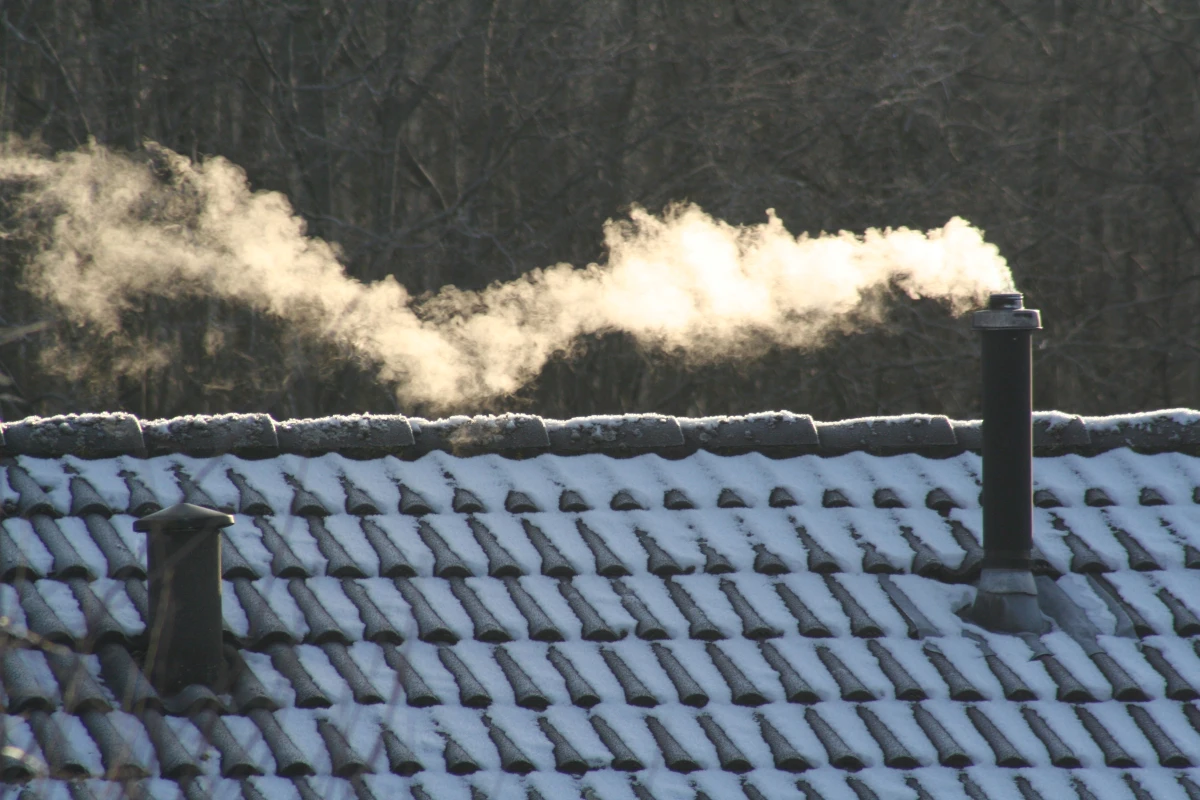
[968,292,1048,633]
[134,503,234,695]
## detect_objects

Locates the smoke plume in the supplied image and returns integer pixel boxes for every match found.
[0,141,1015,409]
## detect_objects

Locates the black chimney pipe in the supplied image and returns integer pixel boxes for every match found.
[968,292,1048,633]
[134,503,234,695]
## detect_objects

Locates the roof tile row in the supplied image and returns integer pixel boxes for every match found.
[8,576,1200,708]
[6,698,1200,783]
[8,504,1200,591]
[3,410,1199,459]
[9,452,1200,531]
[12,770,1200,800]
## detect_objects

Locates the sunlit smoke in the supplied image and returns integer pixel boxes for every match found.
[0,141,1015,409]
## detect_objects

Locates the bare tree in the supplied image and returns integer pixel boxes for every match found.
[0,0,1196,420]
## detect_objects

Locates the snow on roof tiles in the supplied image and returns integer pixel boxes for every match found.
[4,409,1200,459]
[1,410,1200,799]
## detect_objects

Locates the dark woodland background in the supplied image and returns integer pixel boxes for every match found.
[0,0,1196,422]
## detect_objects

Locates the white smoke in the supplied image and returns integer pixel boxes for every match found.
[0,141,1014,409]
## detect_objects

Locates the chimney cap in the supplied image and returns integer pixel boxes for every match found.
[987,292,1024,310]
[972,292,1041,331]
[133,502,234,533]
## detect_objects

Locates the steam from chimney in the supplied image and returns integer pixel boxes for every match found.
[0,141,1016,409]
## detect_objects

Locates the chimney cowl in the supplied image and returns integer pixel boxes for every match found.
[138,502,233,695]
[972,292,1042,331]
[133,502,234,533]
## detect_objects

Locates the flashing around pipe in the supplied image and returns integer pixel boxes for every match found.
[969,567,1049,634]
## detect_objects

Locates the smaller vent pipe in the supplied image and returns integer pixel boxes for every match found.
[968,292,1048,633]
[134,503,234,694]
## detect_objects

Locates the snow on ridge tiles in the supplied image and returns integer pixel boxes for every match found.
[1084,409,1200,454]
[547,414,683,454]
[679,412,819,452]
[1,413,146,459]
[409,414,549,456]
[141,414,279,458]
[2,408,1199,459]
[816,415,957,455]
[276,415,415,458]
[0,413,420,461]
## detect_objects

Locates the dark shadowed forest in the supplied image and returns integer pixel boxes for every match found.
[0,0,1196,421]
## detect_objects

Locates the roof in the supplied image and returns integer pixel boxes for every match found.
[2,409,1200,800]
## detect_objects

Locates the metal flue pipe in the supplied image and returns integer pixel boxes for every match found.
[968,292,1048,633]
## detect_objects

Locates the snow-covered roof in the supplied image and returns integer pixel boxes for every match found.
[2,410,1200,799]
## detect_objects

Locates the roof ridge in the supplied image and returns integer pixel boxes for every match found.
[1,407,1197,459]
